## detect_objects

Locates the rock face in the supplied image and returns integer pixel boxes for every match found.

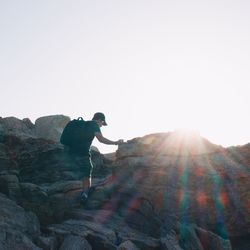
[0,193,41,250]
[113,134,250,239]
[0,120,249,249]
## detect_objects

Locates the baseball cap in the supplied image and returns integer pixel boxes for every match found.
[92,112,107,126]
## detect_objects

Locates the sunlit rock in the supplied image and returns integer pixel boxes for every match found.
[117,131,224,158]
[109,135,250,243]
[35,115,70,142]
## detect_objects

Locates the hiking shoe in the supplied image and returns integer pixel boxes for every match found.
[80,192,88,204]
[88,186,96,196]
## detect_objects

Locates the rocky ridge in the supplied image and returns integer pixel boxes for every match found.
[0,116,249,250]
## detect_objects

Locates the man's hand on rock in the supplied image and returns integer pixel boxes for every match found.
[116,139,124,145]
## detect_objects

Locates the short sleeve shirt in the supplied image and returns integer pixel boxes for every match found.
[69,120,101,156]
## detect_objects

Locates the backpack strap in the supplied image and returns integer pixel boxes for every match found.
[77,117,84,121]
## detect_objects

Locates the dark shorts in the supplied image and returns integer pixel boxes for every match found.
[69,154,93,178]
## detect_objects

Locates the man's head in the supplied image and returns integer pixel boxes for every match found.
[92,112,107,127]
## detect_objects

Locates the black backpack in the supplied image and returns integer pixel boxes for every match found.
[60,117,86,147]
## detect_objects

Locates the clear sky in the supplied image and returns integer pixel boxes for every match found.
[1,0,250,153]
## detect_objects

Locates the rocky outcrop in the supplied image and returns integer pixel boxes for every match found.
[35,115,70,142]
[0,115,70,142]
[0,134,113,225]
[112,133,250,239]
[0,116,36,139]
[88,133,249,248]
[117,131,224,158]
[0,122,249,249]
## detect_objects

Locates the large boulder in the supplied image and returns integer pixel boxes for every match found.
[35,115,70,142]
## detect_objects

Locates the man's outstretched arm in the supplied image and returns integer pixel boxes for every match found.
[95,132,123,145]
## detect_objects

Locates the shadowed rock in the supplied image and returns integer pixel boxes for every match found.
[59,235,91,250]
[0,193,41,249]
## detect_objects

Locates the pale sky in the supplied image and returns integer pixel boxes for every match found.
[1,0,250,153]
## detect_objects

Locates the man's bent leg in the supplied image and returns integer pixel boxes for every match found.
[80,157,93,203]
[80,177,91,203]
[82,177,90,193]
[68,152,93,204]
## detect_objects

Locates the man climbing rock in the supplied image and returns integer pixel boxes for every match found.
[61,112,123,204]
